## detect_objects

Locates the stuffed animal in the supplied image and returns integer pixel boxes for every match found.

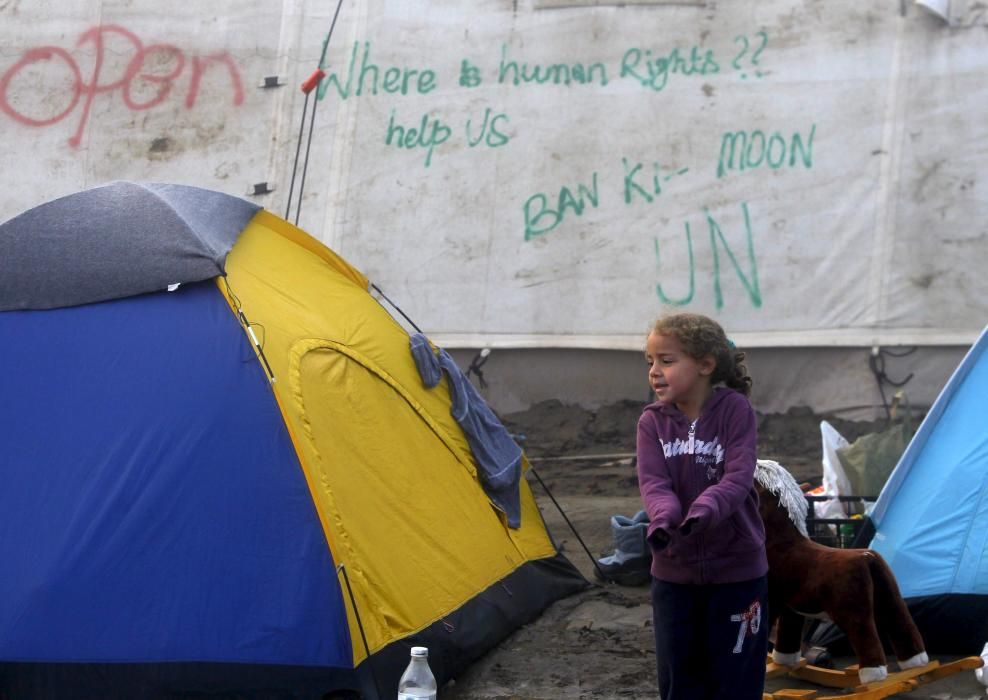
[754,459,928,684]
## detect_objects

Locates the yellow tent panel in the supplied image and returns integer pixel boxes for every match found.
[222,211,567,661]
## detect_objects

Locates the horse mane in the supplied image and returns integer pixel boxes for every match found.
[755,459,809,538]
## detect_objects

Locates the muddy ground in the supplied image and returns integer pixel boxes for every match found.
[440,401,986,700]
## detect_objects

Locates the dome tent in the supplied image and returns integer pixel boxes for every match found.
[0,182,586,699]
[869,324,988,654]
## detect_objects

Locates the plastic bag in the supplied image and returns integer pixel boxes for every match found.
[836,421,912,498]
[816,420,855,519]
[835,394,914,498]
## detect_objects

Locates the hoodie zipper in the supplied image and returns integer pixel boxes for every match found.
[687,417,706,583]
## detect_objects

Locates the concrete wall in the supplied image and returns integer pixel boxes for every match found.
[1,0,984,414]
[448,345,967,419]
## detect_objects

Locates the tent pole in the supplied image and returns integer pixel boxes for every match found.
[528,466,606,580]
[370,283,423,334]
[291,0,346,226]
[337,563,384,700]
[284,90,310,221]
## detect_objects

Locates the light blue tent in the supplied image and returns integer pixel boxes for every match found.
[870,325,988,653]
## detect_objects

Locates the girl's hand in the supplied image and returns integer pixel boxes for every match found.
[677,517,699,536]
[649,528,670,550]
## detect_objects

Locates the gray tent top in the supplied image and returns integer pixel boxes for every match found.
[0,181,261,311]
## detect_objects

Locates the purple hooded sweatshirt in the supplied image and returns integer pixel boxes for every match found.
[636,387,767,585]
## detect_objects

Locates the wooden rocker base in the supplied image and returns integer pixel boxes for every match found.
[764,655,984,700]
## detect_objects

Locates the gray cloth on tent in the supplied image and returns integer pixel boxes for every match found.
[0,181,260,311]
[410,333,523,528]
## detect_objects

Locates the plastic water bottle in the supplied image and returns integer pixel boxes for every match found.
[397,646,437,700]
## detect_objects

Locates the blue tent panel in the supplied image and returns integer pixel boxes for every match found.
[0,181,260,311]
[871,326,988,599]
[0,282,351,668]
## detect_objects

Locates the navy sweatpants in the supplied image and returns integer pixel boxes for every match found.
[651,576,768,700]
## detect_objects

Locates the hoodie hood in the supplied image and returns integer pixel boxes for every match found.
[644,386,741,422]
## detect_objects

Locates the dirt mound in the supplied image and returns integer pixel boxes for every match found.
[501,399,642,457]
[502,400,894,486]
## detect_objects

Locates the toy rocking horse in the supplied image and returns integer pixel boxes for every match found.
[754,460,929,685]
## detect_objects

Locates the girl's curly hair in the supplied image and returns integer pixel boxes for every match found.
[650,313,752,397]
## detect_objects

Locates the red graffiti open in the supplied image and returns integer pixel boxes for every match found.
[0,24,244,147]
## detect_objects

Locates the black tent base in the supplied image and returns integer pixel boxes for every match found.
[904,593,988,655]
[805,593,988,657]
[355,552,589,699]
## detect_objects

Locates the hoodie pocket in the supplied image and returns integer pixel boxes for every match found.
[698,516,757,560]
[726,512,764,548]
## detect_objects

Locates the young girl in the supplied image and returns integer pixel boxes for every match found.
[637,313,768,700]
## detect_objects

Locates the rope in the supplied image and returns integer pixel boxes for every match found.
[284,0,345,225]
[869,346,916,421]
[528,452,636,463]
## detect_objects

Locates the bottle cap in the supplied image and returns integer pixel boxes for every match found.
[410,646,429,657]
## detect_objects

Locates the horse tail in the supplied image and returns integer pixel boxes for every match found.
[864,550,926,660]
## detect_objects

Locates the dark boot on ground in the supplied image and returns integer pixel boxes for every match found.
[595,510,651,586]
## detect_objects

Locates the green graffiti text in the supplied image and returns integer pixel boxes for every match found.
[499,44,609,87]
[655,202,761,309]
[717,125,815,178]
[624,159,689,204]
[385,111,452,167]
[523,172,600,241]
[620,46,719,92]
[318,41,437,100]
